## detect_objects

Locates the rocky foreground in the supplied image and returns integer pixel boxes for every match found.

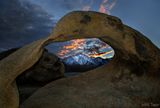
[0,11,160,108]
[0,48,65,103]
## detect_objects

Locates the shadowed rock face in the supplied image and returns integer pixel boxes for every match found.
[17,50,64,84]
[0,11,160,108]
[0,48,65,104]
[16,50,65,104]
[0,48,64,83]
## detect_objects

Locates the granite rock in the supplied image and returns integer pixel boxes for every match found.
[0,11,160,108]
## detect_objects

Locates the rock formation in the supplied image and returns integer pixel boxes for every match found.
[0,48,65,104]
[0,11,160,108]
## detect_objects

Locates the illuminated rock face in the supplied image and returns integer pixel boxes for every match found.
[0,11,160,108]
[51,11,160,76]
[21,11,160,108]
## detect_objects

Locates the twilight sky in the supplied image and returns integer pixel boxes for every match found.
[0,0,159,53]
[27,0,160,47]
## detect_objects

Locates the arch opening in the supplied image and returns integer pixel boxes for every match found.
[46,38,115,76]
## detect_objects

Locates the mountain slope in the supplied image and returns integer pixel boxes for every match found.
[63,54,108,72]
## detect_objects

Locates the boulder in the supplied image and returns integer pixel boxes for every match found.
[16,49,64,84]
[21,62,160,108]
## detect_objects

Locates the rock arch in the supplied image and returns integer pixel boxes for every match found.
[0,11,160,108]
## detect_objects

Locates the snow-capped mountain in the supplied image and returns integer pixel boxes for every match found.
[62,54,109,72]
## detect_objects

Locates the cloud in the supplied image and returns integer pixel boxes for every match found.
[0,0,55,50]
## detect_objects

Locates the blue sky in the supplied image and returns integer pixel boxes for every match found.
[27,0,160,48]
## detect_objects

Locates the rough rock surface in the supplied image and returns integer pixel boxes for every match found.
[0,11,160,108]
[0,48,19,61]
[17,50,65,104]
[0,48,65,104]
[16,49,64,84]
